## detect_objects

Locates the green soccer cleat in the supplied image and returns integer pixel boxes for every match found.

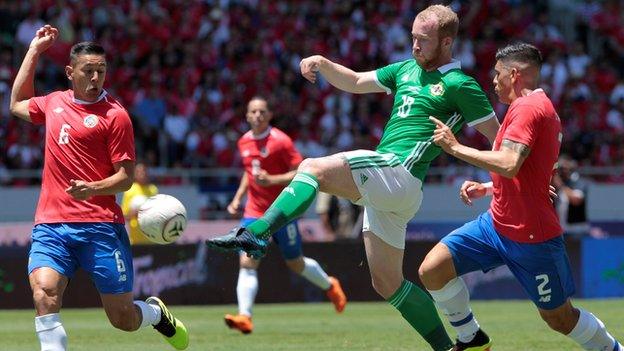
[146,296,189,350]
[451,329,492,351]
[205,227,269,259]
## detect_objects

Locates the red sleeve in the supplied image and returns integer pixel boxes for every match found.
[107,109,136,163]
[282,135,303,169]
[28,95,51,125]
[501,102,539,148]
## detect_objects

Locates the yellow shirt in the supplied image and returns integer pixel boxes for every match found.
[121,182,159,245]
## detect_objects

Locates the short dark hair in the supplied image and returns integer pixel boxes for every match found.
[69,42,106,64]
[495,42,542,69]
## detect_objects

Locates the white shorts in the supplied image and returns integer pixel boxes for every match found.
[344,150,423,249]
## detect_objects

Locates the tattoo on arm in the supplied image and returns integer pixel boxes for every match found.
[501,139,531,157]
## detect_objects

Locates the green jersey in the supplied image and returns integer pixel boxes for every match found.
[375,59,495,181]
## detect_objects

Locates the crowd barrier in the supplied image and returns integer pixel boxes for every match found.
[0,239,591,309]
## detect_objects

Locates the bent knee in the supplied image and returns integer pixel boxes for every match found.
[298,158,321,177]
[418,245,456,290]
[370,272,402,299]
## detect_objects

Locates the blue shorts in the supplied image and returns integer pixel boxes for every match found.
[28,223,133,294]
[241,218,302,260]
[441,212,575,310]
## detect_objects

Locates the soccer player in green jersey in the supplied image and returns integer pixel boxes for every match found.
[208,5,499,350]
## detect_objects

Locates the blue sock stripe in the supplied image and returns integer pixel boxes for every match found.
[449,312,474,327]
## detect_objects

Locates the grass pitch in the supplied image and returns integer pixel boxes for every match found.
[1,300,622,350]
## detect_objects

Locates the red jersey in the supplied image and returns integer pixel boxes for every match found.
[28,90,135,225]
[238,127,302,217]
[490,89,563,243]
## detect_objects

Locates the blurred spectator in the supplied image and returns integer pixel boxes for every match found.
[315,192,362,240]
[553,155,590,238]
[7,133,41,170]
[16,10,44,47]
[163,104,190,166]
[0,0,624,186]
[295,129,326,159]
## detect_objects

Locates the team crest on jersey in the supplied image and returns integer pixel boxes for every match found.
[259,147,269,157]
[429,83,445,96]
[83,114,99,128]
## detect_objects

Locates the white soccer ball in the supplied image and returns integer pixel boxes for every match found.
[137,194,187,244]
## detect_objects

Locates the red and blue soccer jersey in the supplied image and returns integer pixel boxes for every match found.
[490,89,563,243]
[238,127,302,218]
[28,90,135,225]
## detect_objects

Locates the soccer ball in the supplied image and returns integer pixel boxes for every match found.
[137,194,187,244]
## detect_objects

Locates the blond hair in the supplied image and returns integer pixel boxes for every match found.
[416,5,459,40]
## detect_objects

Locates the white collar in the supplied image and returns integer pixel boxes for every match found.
[251,126,271,140]
[72,90,108,105]
[437,59,461,74]
[527,88,545,96]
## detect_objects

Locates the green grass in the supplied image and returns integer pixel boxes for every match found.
[1,300,622,350]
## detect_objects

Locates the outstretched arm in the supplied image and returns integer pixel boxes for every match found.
[10,25,58,122]
[430,117,529,179]
[300,55,386,94]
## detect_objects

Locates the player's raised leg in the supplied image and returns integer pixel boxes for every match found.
[207,153,360,256]
[100,284,189,350]
[87,223,188,350]
[225,253,259,334]
[365,232,453,351]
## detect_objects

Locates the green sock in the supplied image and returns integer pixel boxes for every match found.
[246,173,319,239]
[388,280,453,351]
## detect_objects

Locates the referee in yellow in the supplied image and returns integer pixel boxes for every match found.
[121,162,158,244]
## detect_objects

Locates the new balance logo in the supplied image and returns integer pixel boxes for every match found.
[539,295,551,303]
[360,174,368,185]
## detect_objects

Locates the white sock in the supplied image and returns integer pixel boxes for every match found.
[134,300,161,328]
[428,277,480,343]
[237,268,258,316]
[567,309,622,350]
[300,257,331,290]
[35,313,67,351]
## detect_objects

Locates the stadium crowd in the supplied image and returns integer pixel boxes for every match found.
[0,0,623,187]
